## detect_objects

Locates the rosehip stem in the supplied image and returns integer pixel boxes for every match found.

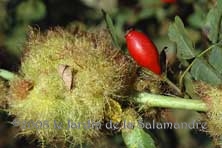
[162,75,183,96]
[142,69,183,96]
[134,92,208,112]
[0,69,15,80]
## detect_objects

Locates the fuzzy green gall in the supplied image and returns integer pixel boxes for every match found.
[195,82,222,145]
[8,27,136,146]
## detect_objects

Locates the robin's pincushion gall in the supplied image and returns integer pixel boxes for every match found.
[0,79,7,108]
[8,27,136,146]
[195,82,222,145]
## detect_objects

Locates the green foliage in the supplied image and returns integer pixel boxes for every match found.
[122,127,156,148]
[0,69,15,81]
[16,0,46,22]
[195,82,222,145]
[121,109,156,148]
[169,1,222,86]
[102,10,121,49]
[0,0,46,57]
[190,58,222,85]
[0,79,7,108]
[8,28,136,146]
[184,73,199,99]
[1,0,222,147]
[168,16,196,59]
[188,5,206,29]
[204,1,222,43]
[209,46,222,74]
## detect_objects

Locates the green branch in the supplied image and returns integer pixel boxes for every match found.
[134,92,208,112]
[0,69,15,80]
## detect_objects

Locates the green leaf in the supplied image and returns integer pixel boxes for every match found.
[168,16,196,59]
[188,5,205,29]
[184,73,200,99]
[122,127,156,148]
[5,24,28,56]
[190,58,222,85]
[209,46,222,74]
[204,0,222,43]
[102,10,121,49]
[0,69,15,81]
[16,0,46,22]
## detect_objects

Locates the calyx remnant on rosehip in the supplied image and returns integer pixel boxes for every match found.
[8,27,136,146]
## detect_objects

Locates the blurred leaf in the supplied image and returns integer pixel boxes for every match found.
[138,0,160,19]
[102,10,121,49]
[188,5,205,29]
[154,36,176,52]
[138,8,155,20]
[138,0,166,21]
[81,0,117,13]
[122,109,156,148]
[187,28,201,44]
[209,46,222,74]
[204,0,222,43]
[16,0,46,22]
[184,73,199,99]
[122,127,156,148]
[190,58,222,85]
[139,0,161,6]
[0,1,7,29]
[4,24,28,56]
[168,16,196,59]
[115,8,135,45]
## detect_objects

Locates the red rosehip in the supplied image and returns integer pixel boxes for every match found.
[125,29,162,75]
[161,0,176,3]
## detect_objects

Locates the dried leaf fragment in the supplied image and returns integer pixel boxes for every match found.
[58,64,73,90]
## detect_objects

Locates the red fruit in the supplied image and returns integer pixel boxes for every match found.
[125,29,162,75]
[161,0,176,3]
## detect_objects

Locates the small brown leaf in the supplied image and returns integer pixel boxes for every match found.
[58,64,73,90]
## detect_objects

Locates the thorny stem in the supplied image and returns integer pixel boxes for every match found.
[0,69,15,80]
[179,44,218,89]
[134,92,208,112]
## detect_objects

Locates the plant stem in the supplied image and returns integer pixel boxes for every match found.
[134,92,208,112]
[179,44,217,88]
[142,69,183,96]
[162,75,183,96]
[0,69,15,80]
